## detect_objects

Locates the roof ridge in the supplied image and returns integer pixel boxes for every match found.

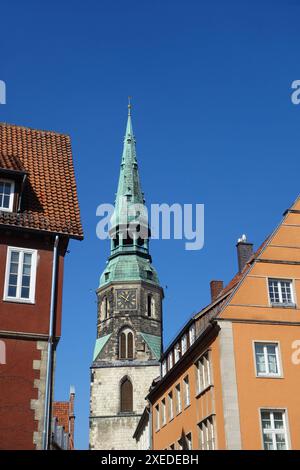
[0,122,70,138]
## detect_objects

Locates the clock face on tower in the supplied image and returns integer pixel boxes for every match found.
[116,289,137,310]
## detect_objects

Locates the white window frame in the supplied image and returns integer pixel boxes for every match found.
[183,375,190,407]
[198,415,215,450]
[168,352,173,370]
[175,383,182,415]
[155,404,160,431]
[268,278,295,306]
[161,398,166,426]
[259,409,290,450]
[181,334,187,355]
[253,341,282,378]
[186,432,192,450]
[189,323,196,345]
[196,351,212,394]
[174,343,181,363]
[0,178,15,212]
[168,391,174,421]
[161,360,167,377]
[4,247,37,303]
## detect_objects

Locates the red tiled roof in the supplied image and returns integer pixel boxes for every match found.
[0,123,83,239]
[0,152,26,172]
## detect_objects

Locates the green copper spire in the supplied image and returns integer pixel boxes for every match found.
[114,100,144,214]
[99,102,159,287]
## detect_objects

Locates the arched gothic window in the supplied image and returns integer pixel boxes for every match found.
[119,329,134,359]
[120,377,133,412]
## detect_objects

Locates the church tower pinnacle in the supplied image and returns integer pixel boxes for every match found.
[89,104,163,450]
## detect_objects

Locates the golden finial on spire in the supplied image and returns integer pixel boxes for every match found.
[128,96,132,116]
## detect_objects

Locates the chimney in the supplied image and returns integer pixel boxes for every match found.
[210,280,224,301]
[236,234,253,272]
[69,385,75,450]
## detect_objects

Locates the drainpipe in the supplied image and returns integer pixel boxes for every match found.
[42,235,59,450]
[149,403,153,450]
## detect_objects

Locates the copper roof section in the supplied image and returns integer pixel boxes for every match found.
[0,123,83,239]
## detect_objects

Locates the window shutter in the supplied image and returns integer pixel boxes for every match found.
[120,378,133,412]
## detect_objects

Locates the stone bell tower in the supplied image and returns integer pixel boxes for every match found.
[89,103,163,450]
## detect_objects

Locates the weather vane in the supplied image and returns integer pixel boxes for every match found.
[128,96,132,115]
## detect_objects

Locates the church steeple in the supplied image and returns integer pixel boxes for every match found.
[114,100,145,219]
[99,103,159,287]
[90,103,164,451]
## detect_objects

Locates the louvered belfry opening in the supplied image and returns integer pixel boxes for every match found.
[120,332,126,358]
[120,377,133,412]
[127,332,133,359]
[119,330,134,359]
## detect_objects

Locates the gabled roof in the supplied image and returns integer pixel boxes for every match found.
[0,123,83,239]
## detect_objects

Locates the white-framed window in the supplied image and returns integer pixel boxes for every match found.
[254,342,281,377]
[189,324,196,346]
[4,247,37,303]
[260,410,289,450]
[181,334,188,355]
[198,416,215,450]
[186,432,192,450]
[268,279,294,306]
[174,343,181,363]
[183,375,190,407]
[175,383,181,414]
[161,360,167,377]
[155,404,160,431]
[196,351,211,393]
[0,179,15,212]
[161,398,166,426]
[168,352,173,370]
[168,391,174,421]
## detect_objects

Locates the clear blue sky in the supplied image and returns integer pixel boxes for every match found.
[1,0,299,449]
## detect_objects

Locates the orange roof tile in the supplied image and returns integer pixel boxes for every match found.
[0,123,83,239]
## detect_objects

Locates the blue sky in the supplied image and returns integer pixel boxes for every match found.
[1,0,300,449]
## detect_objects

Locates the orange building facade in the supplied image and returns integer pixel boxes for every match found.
[146,195,300,450]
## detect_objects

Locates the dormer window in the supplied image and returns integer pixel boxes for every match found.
[0,179,14,212]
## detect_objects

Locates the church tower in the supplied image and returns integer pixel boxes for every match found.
[89,104,163,450]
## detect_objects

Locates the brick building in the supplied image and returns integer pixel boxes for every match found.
[0,123,83,450]
[52,386,75,450]
[137,195,300,450]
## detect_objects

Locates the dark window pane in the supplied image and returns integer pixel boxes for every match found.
[127,332,133,359]
[120,333,126,359]
[120,378,133,412]
[11,252,19,263]
[8,285,17,297]
[9,274,18,286]
[22,276,30,287]
[21,287,30,298]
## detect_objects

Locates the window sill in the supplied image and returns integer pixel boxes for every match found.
[256,374,283,379]
[195,384,213,399]
[271,303,296,309]
[3,297,35,305]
